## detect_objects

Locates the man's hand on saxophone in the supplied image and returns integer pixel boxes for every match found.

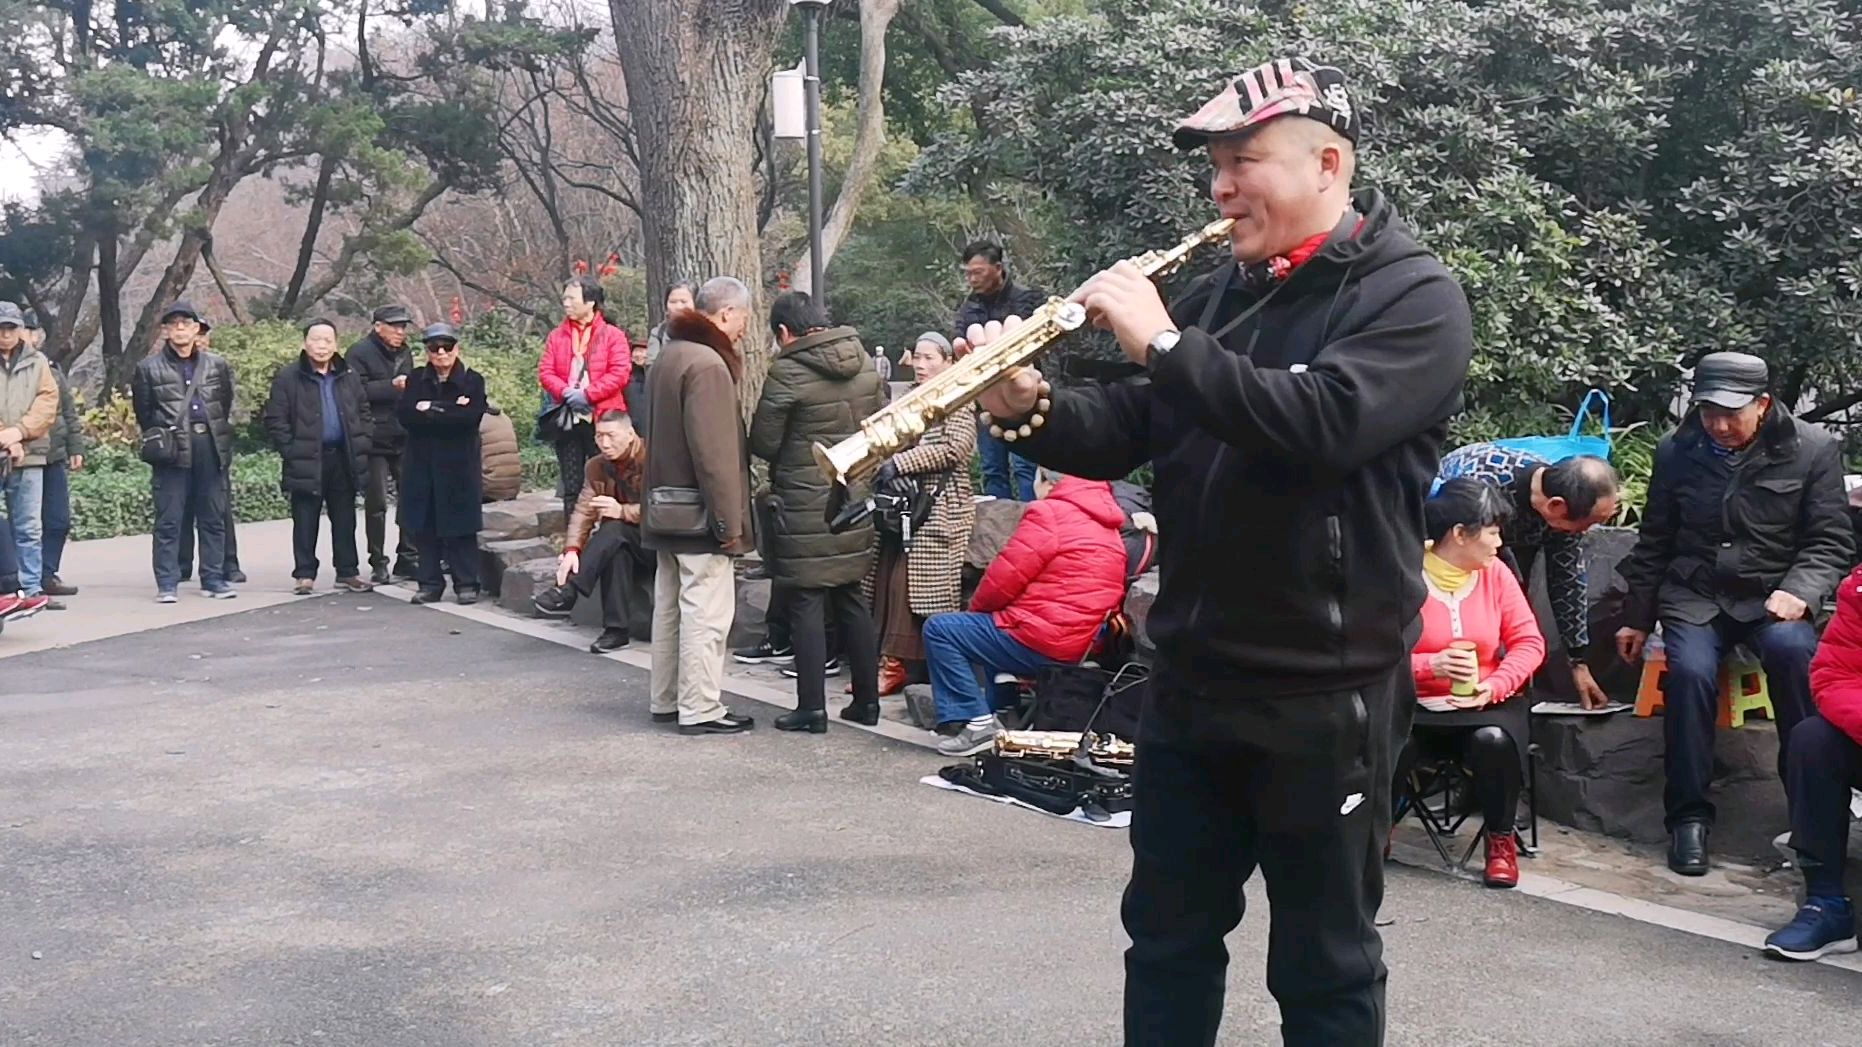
[1070,259,1178,365]
[964,317,1047,423]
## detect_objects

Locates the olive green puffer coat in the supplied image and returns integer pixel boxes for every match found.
[749,326,886,588]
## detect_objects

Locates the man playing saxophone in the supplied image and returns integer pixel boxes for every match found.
[972,58,1472,1046]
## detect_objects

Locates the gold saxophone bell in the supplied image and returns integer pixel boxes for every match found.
[810,217,1237,486]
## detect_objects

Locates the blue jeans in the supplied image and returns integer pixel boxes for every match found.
[977,420,1037,501]
[41,461,69,578]
[2,465,45,595]
[0,486,18,591]
[924,611,1059,725]
[1660,615,1818,827]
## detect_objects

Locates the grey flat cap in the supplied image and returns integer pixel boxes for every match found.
[0,302,23,327]
[420,322,460,345]
[1692,352,1769,410]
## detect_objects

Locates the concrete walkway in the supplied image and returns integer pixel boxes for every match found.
[10,516,1859,975]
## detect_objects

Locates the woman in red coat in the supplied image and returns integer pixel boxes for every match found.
[924,472,1129,756]
[1405,478,1547,888]
[1765,562,1862,960]
[538,276,632,518]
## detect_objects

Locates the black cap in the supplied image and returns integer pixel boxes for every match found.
[21,309,40,330]
[372,305,414,325]
[1691,352,1769,410]
[160,300,203,325]
[420,322,460,345]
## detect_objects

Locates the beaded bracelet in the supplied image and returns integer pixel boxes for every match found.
[979,382,1053,443]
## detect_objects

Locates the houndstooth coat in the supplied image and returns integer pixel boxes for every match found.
[864,405,976,616]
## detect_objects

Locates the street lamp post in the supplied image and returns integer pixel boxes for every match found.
[790,0,828,298]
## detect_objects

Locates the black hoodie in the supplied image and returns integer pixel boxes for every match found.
[1018,190,1473,732]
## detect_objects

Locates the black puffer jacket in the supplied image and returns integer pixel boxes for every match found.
[1621,404,1854,629]
[347,331,414,454]
[953,280,1048,341]
[749,325,886,588]
[130,344,236,470]
[1018,190,1473,714]
[261,353,373,497]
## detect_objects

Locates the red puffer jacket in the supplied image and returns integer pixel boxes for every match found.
[1811,563,1862,747]
[971,477,1129,662]
[539,314,633,415]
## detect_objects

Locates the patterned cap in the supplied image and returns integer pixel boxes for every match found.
[1172,57,1359,151]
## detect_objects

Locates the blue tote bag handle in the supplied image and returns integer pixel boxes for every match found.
[1569,389,1611,440]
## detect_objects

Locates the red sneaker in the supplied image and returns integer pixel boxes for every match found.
[0,593,49,622]
[1483,831,1519,889]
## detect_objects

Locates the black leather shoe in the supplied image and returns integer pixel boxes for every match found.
[589,629,630,653]
[409,589,445,605]
[42,575,78,596]
[392,561,419,582]
[1668,820,1710,876]
[455,587,481,606]
[370,566,392,586]
[680,712,755,735]
[227,570,248,584]
[839,703,880,726]
[776,709,829,734]
[651,712,678,724]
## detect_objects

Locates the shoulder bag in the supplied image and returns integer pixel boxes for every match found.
[139,360,205,467]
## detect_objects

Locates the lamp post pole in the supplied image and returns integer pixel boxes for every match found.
[797,0,827,298]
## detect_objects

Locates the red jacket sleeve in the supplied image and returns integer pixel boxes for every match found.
[1812,567,1862,745]
[583,328,632,404]
[971,502,1057,614]
[1412,651,1439,689]
[538,336,569,400]
[1485,564,1547,702]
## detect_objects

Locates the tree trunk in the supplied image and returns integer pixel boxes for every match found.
[788,0,902,300]
[95,230,124,388]
[281,153,339,316]
[611,0,790,419]
[112,164,243,391]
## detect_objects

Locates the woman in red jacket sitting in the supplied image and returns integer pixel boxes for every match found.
[925,471,1129,757]
[1764,562,1862,960]
[538,276,632,519]
[1406,478,1547,888]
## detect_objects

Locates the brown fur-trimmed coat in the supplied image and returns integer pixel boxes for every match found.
[640,309,752,555]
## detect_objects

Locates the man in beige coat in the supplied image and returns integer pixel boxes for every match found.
[641,276,756,734]
[0,301,61,602]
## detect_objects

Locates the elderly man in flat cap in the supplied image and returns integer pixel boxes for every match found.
[975,56,1471,1046]
[1618,351,1855,877]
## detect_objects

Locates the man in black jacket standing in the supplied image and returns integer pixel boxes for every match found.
[1616,352,1854,877]
[348,304,419,585]
[264,319,375,595]
[132,301,240,603]
[976,58,1472,1045]
[955,241,1045,503]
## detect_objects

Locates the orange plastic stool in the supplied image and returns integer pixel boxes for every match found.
[1635,649,1775,728]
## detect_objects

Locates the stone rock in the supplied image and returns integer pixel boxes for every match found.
[1531,711,1791,859]
[965,497,1027,571]
[480,493,565,544]
[729,573,772,650]
[902,683,938,730]
[478,538,556,598]
[497,557,558,615]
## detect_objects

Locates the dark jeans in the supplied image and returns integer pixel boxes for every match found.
[924,610,1058,724]
[627,366,650,437]
[572,521,654,632]
[1786,716,1862,899]
[179,468,239,576]
[0,500,18,591]
[365,453,417,573]
[42,461,70,578]
[291,452,360,580]
[1122,670,1400,1047]
[789,584,878,713]
[1398,725,1522,833]
[412,531,480,595]
[154,433,228,591]
[977,420,1037,501]
[554,424,598,521]
[1660,615,1818,827]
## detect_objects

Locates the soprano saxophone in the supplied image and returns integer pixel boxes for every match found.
[810,217,1238,486]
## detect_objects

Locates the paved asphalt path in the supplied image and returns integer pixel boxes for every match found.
[3,596,1859,1046]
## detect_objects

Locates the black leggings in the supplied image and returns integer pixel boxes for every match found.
[1400,725,1522,834]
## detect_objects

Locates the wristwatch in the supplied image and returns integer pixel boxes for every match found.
[1145,329,1182,372]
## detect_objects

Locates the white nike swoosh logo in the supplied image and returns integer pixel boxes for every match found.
[1340,793,1365,816]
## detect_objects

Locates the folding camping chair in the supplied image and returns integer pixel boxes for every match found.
[1393,736,1541,873]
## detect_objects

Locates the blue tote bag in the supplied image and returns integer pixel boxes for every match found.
[1434,390,1613,494]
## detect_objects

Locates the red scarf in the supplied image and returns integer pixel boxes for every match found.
[1264,218,1364,282]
